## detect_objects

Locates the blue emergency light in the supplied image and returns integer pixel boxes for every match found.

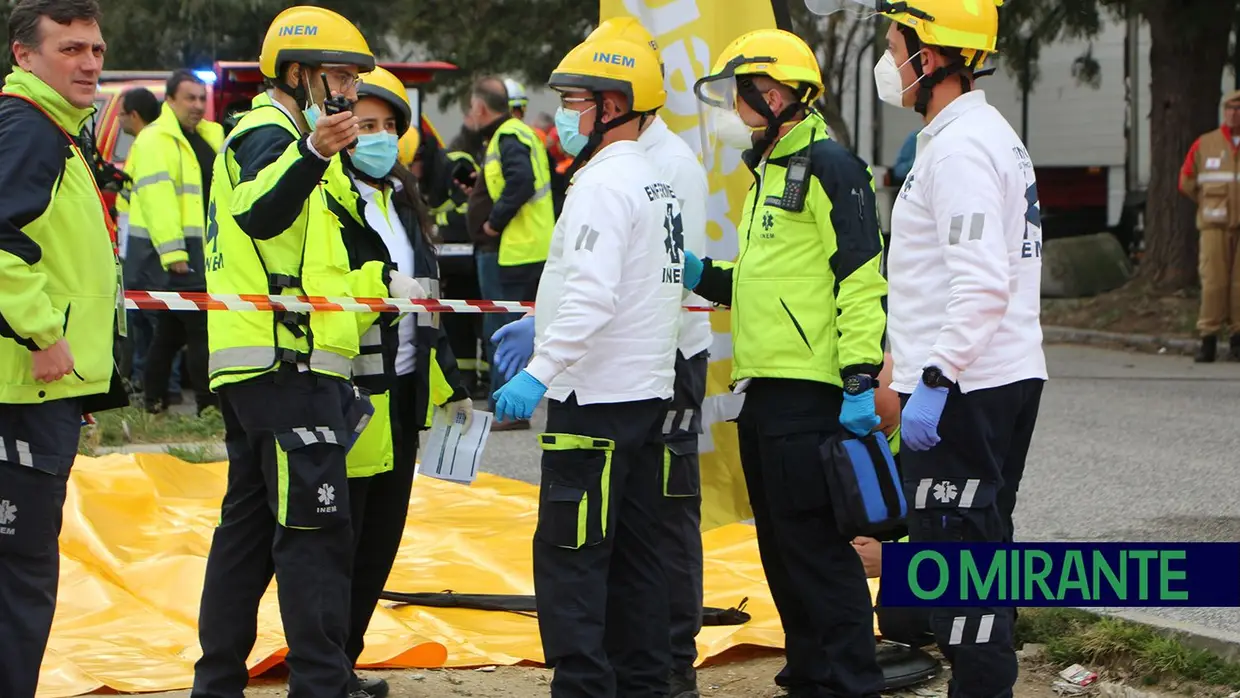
[194,69,217,85]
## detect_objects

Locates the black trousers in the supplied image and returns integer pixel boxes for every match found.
[534,394,671,698]
[875,585,934,648]
[0,398,81,698]
[657,350,709,684]
[145,310,215,413]
[191,371,357,698]
[736,379,884,698]
[345,372,420,675]
[899,379,1044,698]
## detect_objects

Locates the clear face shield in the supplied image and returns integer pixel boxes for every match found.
[804,0,930,20]
[693,57,773,171]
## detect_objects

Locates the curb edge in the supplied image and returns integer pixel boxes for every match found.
[1042,326,1198,356]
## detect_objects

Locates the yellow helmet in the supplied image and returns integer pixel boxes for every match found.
[357,66,412,135]
[587,17,659,55]
[587,16,664,77]
[398,128,421,167]
[548,36,665,113]
[879,0,1003,70]
[701,29,824,105]
[259,6,375,80]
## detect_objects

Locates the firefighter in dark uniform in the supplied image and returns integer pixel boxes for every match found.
[685,28,889,698]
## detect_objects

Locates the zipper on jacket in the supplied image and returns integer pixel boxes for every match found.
[733,161,765,359]
[779,298,813,353]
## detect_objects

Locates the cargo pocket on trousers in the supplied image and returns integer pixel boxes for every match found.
[662,438,700,497]
[345,392,394,479]
[535,433,614,549]
[272,428,352,530]
[905,476,998,543]
[770,431,830,514]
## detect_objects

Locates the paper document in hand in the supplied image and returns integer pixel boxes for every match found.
[420,409,493,484]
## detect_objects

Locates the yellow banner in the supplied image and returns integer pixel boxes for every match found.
[597,0,780,528]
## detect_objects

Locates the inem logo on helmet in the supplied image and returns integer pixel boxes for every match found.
[593,52,636,68]
[278,24,319,37]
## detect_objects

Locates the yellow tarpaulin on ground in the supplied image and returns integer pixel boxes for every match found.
[38,455,879,697]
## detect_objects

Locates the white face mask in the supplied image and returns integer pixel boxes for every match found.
[716,110,759,149]
[874,50,920,107]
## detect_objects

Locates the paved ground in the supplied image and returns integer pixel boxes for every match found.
[464,343,1240,637]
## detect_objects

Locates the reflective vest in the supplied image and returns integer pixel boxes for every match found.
[483,117,554,267]
[0,69,118,404]
[717,112,887,388]
[205,93,384,391]
[127,102,223,269]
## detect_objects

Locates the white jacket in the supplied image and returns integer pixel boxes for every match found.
[887,90,1048,394]
[638,116,713,359]
[526,141,683,405]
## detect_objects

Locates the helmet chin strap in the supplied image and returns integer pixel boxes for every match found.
[736,76,810,168]
[899,25,973,117]
[564,93,650,178]
[274,66,315,111]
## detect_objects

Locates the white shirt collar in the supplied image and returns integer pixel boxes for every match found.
[351,172,404,196]
[918,89,989,148]
[570,139,645,183]
[638,114,670,147]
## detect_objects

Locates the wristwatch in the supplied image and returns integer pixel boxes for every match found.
[843,374,875,396]
[921,366,955,390]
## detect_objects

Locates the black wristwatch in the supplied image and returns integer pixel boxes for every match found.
[843,374,875,396]
[922,366,955,390]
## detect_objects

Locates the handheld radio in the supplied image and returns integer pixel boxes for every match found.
[320,73,358,149]
[777,155,810,212]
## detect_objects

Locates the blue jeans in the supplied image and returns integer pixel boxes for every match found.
[476,251,524,412]
[128,309,182,394]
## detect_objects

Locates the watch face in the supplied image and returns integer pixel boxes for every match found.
[844,375,867,394]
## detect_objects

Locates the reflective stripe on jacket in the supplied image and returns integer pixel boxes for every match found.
[127,102,224,282]
[204,91,387,392]
[483,117,554,267]
[0,68,117,403]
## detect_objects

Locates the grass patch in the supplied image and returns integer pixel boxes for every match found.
[164,443,223,464]
[1016,608,1240,689]
[78,406,225,454]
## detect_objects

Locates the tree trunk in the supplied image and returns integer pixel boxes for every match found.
[1140,0,1233,290]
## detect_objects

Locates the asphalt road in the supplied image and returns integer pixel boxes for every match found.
[461,343,1240,637]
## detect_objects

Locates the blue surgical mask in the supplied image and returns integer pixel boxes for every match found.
[350,132,399,179]
[303,103,322,131]
[555,105,593,156]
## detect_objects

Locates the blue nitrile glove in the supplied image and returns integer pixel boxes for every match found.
[493,370,547,422]
[491,316,535,382]
[901,382,949,451]
[839,389,881,437]
[683,249,703,291]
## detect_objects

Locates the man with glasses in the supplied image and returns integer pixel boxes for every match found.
[491,34,685,698]
[190,7,425,698]
[1180,89,1240,362]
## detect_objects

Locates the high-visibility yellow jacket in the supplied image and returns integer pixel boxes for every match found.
[0,68,119,404]
[695,112,888,389]
[127,102,224,288]
[326,164,467,476]
[483,117,554,267]
[204,92,387,392]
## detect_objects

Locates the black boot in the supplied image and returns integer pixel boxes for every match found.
[348,676,389,698]
[1195,335,1218,363]
[669,669,699,698]
[1228,335,1240,361]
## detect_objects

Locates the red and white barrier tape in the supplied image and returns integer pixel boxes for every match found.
[123,290,718,314]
